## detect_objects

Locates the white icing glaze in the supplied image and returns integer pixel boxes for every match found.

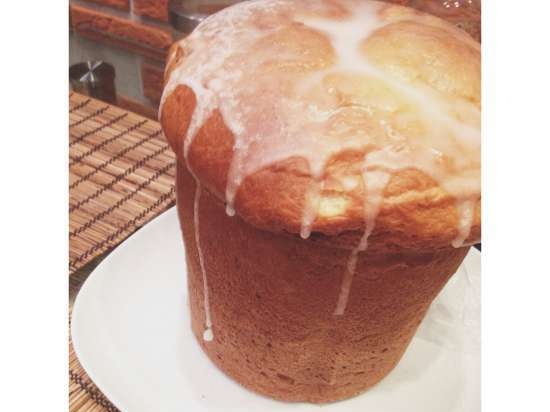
[193,184,214,342]
[161,0,481,317]
[452,199,476,248]
[300,181,323,239]
[334,170,390,315]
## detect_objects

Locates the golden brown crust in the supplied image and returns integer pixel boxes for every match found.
[160,0,481,249]
[363,20,480,104]
[162,86,480,249]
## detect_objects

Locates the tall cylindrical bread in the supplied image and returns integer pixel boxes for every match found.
[161,0,480,404]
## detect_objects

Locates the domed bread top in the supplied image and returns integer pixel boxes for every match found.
[160,0,481,250]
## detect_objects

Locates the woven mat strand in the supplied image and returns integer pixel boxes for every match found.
[69,93,176,412]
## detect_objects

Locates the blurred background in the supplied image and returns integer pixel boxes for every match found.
[69,0,480,120]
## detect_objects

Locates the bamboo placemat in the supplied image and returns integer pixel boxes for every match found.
[69,92,176,412]
[69,93,175,273]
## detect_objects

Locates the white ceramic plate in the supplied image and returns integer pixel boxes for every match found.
[72,207,480,412]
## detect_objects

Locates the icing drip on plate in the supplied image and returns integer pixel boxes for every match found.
[161,0,481,317]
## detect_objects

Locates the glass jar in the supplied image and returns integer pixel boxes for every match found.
[385,0,481,41]
[168,0,246,35]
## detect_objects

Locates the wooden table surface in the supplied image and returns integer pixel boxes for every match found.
[69,93,175,412]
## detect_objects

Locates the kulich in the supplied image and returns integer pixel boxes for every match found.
[160,0,480,403]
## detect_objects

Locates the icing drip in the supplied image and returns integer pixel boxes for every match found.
[193,184,214,342]
[177,41,219,340]
[334,170,390,315]
[300,180,323,239]
[184,88,215,340]
[452,199,475,248]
